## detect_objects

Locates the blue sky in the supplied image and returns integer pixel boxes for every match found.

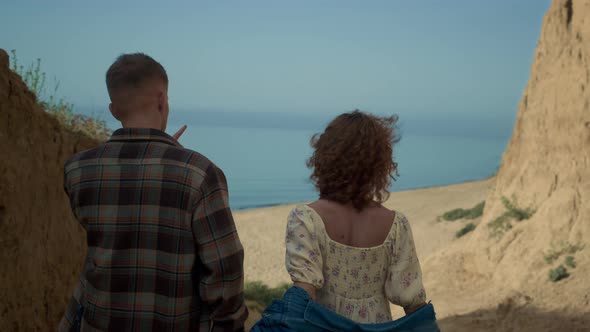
[2,0,550,117]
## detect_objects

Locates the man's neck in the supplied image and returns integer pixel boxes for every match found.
[121,119,161,131]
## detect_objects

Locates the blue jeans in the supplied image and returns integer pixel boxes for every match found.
[251,287,440,332]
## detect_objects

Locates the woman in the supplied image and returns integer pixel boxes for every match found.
[252,110,439,332]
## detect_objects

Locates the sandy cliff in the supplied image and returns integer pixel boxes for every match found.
[0,49,99,331]
[425,1,590,330]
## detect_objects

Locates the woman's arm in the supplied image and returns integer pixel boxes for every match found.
[285,206,324,302]
[385,213,428,316]
[403,302,427,315]
[294,282,317,301]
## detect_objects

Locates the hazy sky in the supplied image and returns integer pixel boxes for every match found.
[2,0,550,116]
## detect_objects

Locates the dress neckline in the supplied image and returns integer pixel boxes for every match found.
[301,204,396,251]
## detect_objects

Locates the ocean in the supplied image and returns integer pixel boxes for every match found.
[92,108,514,210]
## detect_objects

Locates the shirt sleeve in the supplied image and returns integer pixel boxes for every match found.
[192,165,248,332]
[58,164,82,331]
[385,212,427,309]
[57,282,85,332]
[63,161,79,220]
[285,206,324,288]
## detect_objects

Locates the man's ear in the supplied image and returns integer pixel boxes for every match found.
[157,92,166,113]
[158,91,168,113]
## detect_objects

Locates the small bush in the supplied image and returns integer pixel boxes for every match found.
[487,214,513,238]
[544,241,584,264]
[442,201,485,221]
[464,201,485,219]
[488,196,535,238]
[244,281,291,309]
[501,196,535,222]
[564,256,576,269]
[455,223,476,238]
[442,208,467,221]
[548,265,569,282]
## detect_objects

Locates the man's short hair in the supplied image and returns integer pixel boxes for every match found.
[106,53,168,100]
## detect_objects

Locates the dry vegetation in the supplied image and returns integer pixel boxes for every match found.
[10,50,110,141]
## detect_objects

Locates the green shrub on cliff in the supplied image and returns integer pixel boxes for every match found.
[442,201,485,221]
[455,223,476,238]
[564,256,576,269]
[488,195,536,238]
[244,281,291,310]
[9,50,111,141]
[543,241,584,264]
[548,265,569,282]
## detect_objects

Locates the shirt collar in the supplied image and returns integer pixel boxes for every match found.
[108,128,182,147]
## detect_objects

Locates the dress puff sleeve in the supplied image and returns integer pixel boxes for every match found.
[285,205,324,289]
[385,212,427,308]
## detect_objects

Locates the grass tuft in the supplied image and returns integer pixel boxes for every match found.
[442,208,465,221]
[244,281,291,310]
[500,196,535,222]
[544,241,584,264]
[488,195,536,238]
[10,50,111,141]
[442,201,485,221]
[455,223,476,238]
[564,256,576,269]
[548,265,569,282]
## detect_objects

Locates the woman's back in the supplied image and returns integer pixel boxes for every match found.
[308,200,394,248]
[285,203,426,324]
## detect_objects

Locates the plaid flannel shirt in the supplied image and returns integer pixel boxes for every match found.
[58,128,247,331]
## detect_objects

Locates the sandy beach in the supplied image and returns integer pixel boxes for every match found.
[234,178,494,320]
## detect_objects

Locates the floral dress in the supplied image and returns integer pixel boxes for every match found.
[285,204,426,324]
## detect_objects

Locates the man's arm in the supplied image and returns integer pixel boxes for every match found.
[192,165,248,332]
[58,164,84,331]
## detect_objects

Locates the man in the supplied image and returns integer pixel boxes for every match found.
[58,53,248,331]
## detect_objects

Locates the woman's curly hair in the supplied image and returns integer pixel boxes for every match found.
[307,110,400,211]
